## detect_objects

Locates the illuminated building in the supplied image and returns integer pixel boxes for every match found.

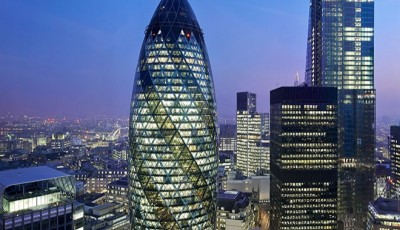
[128,0,218,229]
[86,169,127,193]
[0,166,84,230]
[106,177,128,213]
[305,0,375,227]
[367,197,400,230]
[270,86,338,230]
[390,126,400,194]
[51,133,70,152]
[236,92,269,176]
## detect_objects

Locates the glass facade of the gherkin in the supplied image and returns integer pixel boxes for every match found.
[306,0,375,228]
[128,0,218,229]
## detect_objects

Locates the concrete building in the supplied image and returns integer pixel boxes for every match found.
[84,202,129,230]
[106,177,128,213]
[217,191,254,230]
[86,169,127,193]
[224,175,270,205]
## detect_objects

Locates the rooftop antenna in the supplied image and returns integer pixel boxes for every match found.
[294,72,300,87]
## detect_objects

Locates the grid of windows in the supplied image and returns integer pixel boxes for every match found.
[236,93,269,176]
[390,127,400,194]
[305,1,375,227]
[129,0,217,229]
[270,87,338,230]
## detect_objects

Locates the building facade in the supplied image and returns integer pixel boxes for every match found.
[86,169,127,193]
[236,92,269,176]
[305,0,375,227]
[128,0,218,229]
[270,87,338,229]
[219,123,236,152]
[390,126,400,194]
[0,166,84,230]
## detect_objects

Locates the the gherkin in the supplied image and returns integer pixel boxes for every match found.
[128,0,218,229]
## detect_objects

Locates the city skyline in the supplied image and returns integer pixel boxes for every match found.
[1,0,399,119]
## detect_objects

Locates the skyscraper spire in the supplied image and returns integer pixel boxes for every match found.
[129,0,218,229]
[294,72,300,86]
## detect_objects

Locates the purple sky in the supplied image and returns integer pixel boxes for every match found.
[0,0,399,119]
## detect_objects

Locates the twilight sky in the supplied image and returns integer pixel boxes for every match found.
[0,0,399,119]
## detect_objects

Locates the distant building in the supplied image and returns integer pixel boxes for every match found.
[236,92,269,176]
[106,177,128,213]
[260,113,270,139]
[86,169,127,193]
[83,202,129,230]
[219,151,235,172]
[51,133,70,152]
[390,126,400,193]
[270,87,338,229]
[219,123,237,152]
[0,166,84,230]
[223,175,270,205]
[217,190,254,230]
[367,197,400,229]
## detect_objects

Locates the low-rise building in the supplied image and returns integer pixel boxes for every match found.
[224,174,270,204]
[217,190,254,230]
[106,178,128,213]
[0,166,84,230]
[86,169,127,193]
[84,202,129,230]
[368,197,400,229]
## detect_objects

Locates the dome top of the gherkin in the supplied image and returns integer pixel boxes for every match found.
[147,0,201,34]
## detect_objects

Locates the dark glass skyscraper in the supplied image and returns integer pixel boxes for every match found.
[305,0,375,228]
[128,0,218,229]
[390,126,400,194]
[270,87,338,230]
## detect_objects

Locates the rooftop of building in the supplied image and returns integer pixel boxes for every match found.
[0,166,71,189]
[147,0,200,34]
[218,190,250,213]
[270,86,338,104]
[107,177,128,188]
[77,193,106,205]
[372,197,400,213]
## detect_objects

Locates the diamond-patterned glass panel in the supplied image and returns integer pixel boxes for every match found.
[129,0,218,229]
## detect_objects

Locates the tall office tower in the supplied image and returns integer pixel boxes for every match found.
[236,92,269,176]
[305,0,375,227]
[390,126,400,194]
[129,0,218,229]
[270,87,338,230]
[0,166,84,230]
